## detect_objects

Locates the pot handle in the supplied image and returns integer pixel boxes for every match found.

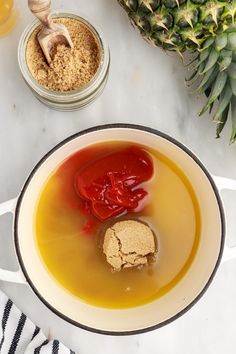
[0,198,26,284]
[213,176,236,263]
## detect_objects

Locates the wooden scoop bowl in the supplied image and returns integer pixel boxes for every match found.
[28,0,73,64]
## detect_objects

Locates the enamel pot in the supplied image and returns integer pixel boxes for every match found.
[0,124,235,335]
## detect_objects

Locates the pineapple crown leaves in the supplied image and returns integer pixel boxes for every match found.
[189,31,236,143]
[118,0,236,142]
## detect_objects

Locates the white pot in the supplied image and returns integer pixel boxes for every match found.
[0,124,235,335]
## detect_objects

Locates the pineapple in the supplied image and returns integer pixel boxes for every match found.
[118,0,236,143]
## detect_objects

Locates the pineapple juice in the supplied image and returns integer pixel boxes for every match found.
[35,142,201,309]
[0,0,17,36]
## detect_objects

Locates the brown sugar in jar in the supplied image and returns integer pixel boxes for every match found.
[18,12,110,110]
[26,18,101,92]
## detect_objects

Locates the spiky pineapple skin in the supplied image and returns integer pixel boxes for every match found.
[118,0,236,142]
[118,0,235,51]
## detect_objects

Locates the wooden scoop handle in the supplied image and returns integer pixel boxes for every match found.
[28,0,53,28]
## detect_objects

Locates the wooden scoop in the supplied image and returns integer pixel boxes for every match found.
[28,0,73,64]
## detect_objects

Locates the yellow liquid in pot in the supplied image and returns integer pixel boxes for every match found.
[35,142,201,309]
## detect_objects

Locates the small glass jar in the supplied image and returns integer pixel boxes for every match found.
[18,11,110,111]
[0,0,17,37]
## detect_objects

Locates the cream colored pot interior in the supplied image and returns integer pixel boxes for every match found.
[16,128,223,332]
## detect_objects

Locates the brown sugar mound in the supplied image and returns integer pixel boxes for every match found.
[103,220,157,271]
[26,18,101,92]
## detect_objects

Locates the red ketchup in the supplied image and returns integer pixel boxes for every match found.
[74,146,153,221]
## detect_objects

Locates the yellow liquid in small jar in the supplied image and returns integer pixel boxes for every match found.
[0,0,17,36]
[35,142,201,309]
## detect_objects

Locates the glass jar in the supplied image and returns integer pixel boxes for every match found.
[18,11,110,111]
[0,0,17,37]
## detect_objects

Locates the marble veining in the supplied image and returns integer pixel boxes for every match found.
[0,0,236,353]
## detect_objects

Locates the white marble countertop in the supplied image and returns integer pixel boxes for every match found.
[1,0,236,353]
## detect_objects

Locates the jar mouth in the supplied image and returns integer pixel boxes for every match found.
[18,11,109,101]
